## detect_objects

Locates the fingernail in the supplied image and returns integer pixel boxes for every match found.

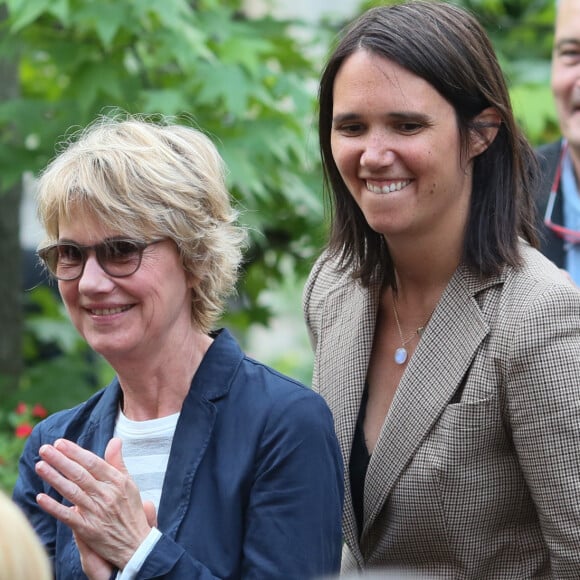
[54,439,67,450]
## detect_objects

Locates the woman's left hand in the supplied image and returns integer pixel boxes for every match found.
[35,437,152,570]
[74,528,113,580]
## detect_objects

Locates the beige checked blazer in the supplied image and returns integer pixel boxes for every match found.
[304,242,580,579]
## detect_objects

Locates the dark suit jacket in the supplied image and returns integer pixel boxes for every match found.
[535,139,566,268]
[14,329,344,579]
[304,242,580,578]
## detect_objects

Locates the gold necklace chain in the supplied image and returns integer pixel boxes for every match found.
[392,299,433,365]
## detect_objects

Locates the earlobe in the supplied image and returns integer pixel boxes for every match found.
[469,107,501,158]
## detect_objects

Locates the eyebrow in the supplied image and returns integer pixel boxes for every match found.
[56,236,126,245]
[332,111,432,125]
[555,38,580,51]
[332,113,359,125]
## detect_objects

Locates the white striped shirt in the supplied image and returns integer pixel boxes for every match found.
[113,408,179,579]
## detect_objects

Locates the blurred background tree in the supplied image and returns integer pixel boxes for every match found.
[0,0,330,416]
[0,0,560,424]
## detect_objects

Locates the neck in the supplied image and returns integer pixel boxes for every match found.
[383,261,449,346]
[116,331,213,421]
[388,232,463,293]
[390,257,456,308]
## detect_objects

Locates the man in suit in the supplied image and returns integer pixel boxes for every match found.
[536,0,580,285]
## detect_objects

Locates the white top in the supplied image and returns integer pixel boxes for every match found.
[113,408,179,579]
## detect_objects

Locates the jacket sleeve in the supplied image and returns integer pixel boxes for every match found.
[241,389,343,578]
[506,280,580,577]
[135,390,344,580]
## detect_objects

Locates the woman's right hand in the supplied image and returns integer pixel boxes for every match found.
[35,438,157,571]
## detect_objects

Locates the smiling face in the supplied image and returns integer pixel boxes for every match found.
[57,210,194,366]
[330,50,476,244]
[552,0,580,150]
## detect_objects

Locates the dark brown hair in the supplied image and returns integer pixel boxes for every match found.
[318,1,539,287]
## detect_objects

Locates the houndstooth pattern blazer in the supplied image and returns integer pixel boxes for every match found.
[303,241,580,579]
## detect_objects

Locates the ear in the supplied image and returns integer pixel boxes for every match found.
[185,271,197,289]
[468,107,501,159]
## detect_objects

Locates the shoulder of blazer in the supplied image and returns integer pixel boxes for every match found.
[305,251,355,318]
[303,250,381,355]
[500,243,574,309]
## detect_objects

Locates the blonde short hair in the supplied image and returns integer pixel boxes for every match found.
[0,492,51,579]
[36,114,247,333]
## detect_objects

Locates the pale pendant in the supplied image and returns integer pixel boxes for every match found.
[394,347,408,365]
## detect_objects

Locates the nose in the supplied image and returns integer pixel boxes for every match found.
[77,252,115,294]
[360,134,396,168]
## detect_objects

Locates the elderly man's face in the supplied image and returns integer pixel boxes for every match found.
[552,0,580,149]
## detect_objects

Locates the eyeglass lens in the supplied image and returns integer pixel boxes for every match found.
[41,240,144,280]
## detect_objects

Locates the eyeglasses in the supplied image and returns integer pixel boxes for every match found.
[38,238,165,281]
[544,141,580,245]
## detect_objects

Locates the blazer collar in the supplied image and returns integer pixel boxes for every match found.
[188,328,244,401]
[158,328,244,533]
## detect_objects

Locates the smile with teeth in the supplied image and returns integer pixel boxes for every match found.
[89,305,133,316]
[366,179,411,194]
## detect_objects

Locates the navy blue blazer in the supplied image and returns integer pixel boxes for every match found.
[535,140,566,268]
[13,329,344,579]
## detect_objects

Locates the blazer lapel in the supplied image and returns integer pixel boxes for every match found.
[361,267,491,548]
[157,392,216,536]
[157,330,241,537]
[316,277,381,564]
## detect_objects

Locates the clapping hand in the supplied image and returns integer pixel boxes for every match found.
[36,438,157,579]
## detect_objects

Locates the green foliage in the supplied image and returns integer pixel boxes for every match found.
[0,0,333,425]
[245,256,315,386]
[0,2,336,490]
[0,0,328,314]
[20,287,113,413]
[456,0,556,144]
[0,401,48,492]
[0,285,112,492]
[511,83,559,144]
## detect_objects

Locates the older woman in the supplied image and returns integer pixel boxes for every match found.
[304,1,580,577]
[14,114,343,580]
